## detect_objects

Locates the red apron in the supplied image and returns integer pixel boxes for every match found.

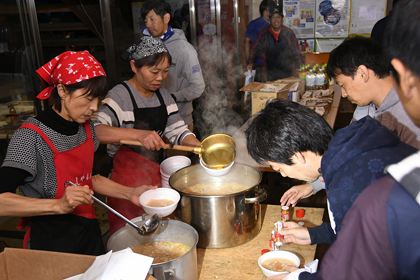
[17,121,98,252]
[107,83,167,235]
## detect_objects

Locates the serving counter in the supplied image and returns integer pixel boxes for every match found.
[196,205,324,279]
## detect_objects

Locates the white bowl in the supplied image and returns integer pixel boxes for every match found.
[200,157,234,176]
[258,250,300,277]
[160,156,191,177]
[139,188,180,217]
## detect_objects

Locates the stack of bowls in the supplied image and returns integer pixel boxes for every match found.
[160,156,191,188]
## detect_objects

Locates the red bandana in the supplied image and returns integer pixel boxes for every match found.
[36,50,106,100]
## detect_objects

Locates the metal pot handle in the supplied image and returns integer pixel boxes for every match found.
[245,187,267,204]
[152,267,175,280]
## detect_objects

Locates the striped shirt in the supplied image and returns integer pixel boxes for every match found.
[92,81,194,157]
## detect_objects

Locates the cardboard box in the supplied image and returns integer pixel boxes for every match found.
[0,247,95,280]
[240,77,305,115]
[0,247,157,280]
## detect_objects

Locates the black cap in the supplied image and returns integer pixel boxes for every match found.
[269,5,284,18]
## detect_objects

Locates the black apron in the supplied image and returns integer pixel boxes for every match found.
[107,82,168,234]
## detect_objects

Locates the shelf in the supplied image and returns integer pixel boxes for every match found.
[39,22,89,31]
[41,38,103,47]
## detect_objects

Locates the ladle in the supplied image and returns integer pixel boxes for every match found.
[120,134,236,169]
[64,181,160,235]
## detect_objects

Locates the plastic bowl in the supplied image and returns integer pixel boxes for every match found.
[200,157,234,176]
[258,250,300,277]
[160,156,191,177]
[139,188,180,217]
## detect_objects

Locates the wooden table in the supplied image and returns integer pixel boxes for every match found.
[196,205,324,280]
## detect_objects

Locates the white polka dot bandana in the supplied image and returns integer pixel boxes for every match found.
[127,37,169,61]
[36,50,106,100]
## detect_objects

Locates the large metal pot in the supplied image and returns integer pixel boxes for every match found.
[169,163,266,248]
[107,219,199,280]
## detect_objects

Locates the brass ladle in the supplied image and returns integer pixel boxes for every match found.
[120,134,236,169]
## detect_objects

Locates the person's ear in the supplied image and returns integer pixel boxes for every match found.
[391,58,418,100]
[293,152,306,164]
[164,13,170,25]
[130,60,137,74]
[357,65,369,82]
[57,84,67,99]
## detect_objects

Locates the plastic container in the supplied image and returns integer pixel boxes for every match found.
[281,206,290,222]
[305,69,316,90]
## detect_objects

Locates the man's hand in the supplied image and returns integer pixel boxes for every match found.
[280,221,311,245]
[280,184,314,207]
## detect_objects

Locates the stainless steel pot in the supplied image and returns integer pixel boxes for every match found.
[169,163,266,248]
[107,219,199,280]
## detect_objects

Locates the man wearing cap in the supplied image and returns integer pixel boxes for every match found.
[247,4,303,82]
[140,0,205,132]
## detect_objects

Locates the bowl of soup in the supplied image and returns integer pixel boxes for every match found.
[139,188,180,217]
[258,250,300,277]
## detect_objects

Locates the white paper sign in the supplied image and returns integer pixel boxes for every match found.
[349,0,387,34]
[283,0,316,39]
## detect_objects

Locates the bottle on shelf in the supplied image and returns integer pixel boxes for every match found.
[316,69,326,90]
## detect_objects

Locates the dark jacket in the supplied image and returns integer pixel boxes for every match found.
[308,116,417,245]
[248,25,303,82]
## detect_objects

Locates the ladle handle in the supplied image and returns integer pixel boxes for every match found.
[88,194,140,231]
[119,139,202,154]
[64,181,141,233]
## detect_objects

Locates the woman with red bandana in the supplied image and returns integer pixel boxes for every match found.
[0,51,156,255]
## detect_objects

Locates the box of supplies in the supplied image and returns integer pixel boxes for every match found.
[240,78,305,115]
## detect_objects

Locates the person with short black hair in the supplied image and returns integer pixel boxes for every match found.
[246,100,416,249]
[247,4,303,82]
[280,35,420,208]
[140,0,205,132]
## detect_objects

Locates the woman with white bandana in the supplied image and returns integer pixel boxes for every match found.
[0,51,155,255]
[92,37,200,234]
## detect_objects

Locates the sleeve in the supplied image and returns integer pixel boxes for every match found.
[92,84,134,128]
[170,44,205,103]
[0,167,31,194]
[161,89,195,145]
[289,31,303,70]
[307,222,336,245]
[308,178,325,194]
[248,32,265,65]
[314,178,398,280]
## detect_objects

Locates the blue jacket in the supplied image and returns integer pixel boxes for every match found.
[308,116,417,245]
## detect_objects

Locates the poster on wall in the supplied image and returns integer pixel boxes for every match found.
[283,0,316,39]
[349,0,387,35]
[315,0,350,38]
[315,38,345,52]
[298,39,315,53]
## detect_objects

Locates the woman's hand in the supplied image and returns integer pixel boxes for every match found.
[57,185,94,214]
[129,185,158,206]
[136,130,167,151]
[280,221,311,245]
